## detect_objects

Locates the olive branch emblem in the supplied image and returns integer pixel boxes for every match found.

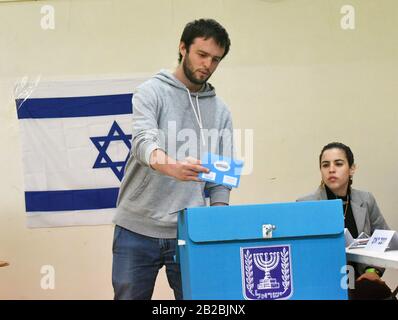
[281,247,290,293]
[244,250,254,295]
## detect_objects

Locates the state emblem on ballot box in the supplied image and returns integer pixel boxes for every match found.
[241,245,293,300]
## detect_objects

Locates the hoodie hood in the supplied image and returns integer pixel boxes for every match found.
[154,69,216,97]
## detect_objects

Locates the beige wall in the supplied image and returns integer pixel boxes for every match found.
[1,0,397,299]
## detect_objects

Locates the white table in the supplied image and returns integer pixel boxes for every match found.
[346,248,398,269]
[346,248,398,298]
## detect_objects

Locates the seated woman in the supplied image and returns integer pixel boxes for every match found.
[297,142,393,299]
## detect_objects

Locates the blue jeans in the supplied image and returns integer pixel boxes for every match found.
[112,225,182,300]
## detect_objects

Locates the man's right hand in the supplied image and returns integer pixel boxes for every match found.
[150,150,209,182]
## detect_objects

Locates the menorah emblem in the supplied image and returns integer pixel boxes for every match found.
[253,252,280,290]
[241,245,293,300]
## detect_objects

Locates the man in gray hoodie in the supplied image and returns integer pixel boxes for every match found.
[112,18,233,300]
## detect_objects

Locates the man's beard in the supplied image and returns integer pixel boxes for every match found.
[182,53,211,85]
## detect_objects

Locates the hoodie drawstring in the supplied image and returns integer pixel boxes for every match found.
[186,89,206,146]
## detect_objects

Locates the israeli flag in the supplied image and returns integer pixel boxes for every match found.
[15,77,146,228]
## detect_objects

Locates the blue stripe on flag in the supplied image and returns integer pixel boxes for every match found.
[16,94,133,119]
[25,188,119,212]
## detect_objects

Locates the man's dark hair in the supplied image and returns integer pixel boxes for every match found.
[178,18,231,63]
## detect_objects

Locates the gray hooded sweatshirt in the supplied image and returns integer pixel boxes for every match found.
[113,70,233,238]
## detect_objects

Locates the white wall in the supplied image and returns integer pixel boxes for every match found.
[1,0,397,299]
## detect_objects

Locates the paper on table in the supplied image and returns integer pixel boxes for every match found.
[347,231,370,249]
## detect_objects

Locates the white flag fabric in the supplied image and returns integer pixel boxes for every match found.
[15,77,146,228]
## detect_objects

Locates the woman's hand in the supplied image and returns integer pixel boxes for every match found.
[357,271,385,284]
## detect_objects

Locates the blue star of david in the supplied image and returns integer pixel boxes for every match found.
[90,121,132,181]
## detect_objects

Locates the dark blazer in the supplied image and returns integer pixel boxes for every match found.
[297,187,389,236]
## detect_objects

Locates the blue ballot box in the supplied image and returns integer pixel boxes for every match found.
[177,200,348,300]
